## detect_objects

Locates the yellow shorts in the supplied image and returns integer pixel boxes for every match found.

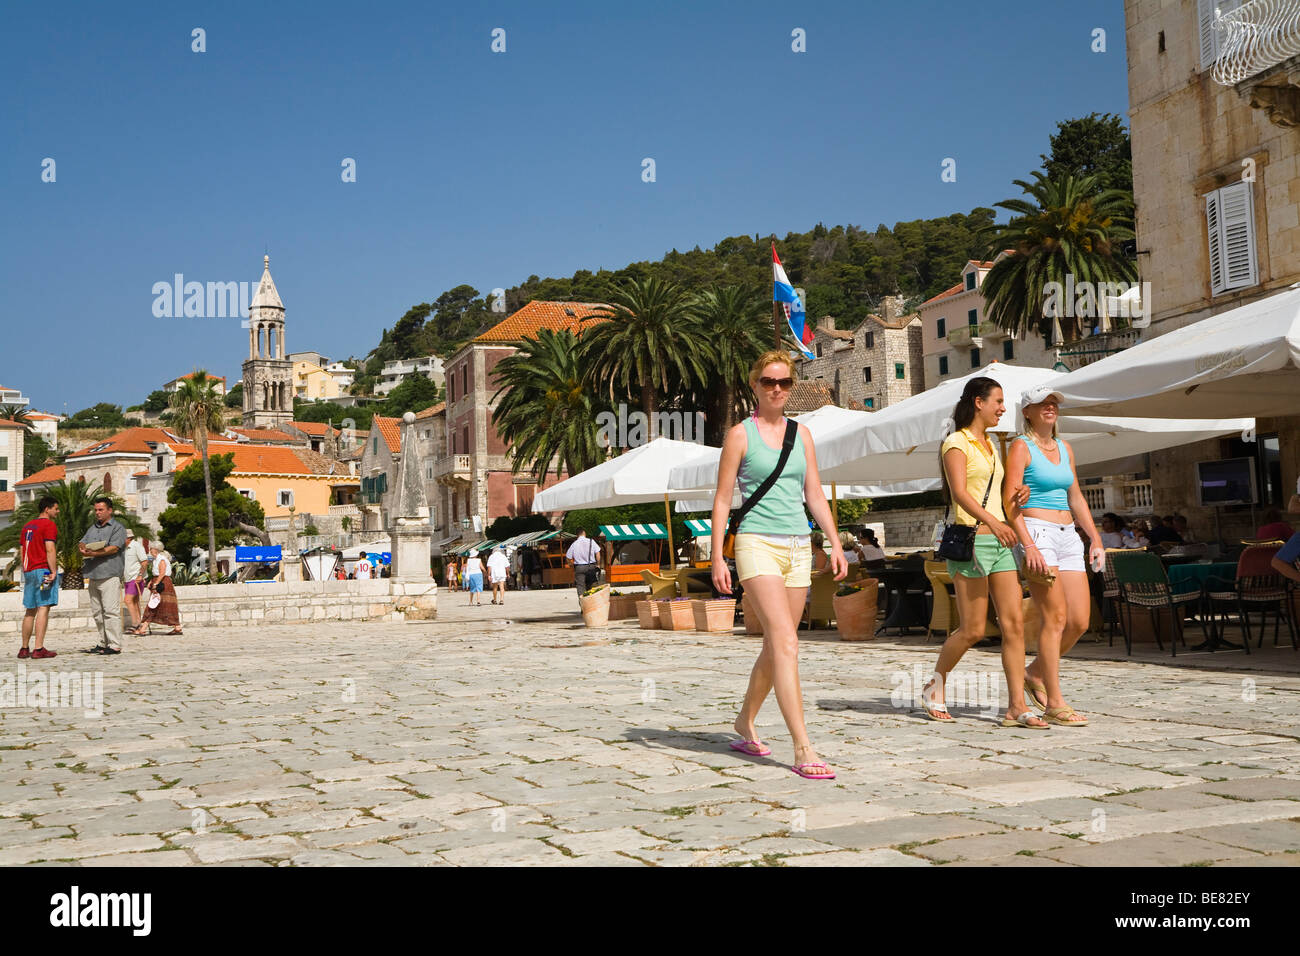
[734,533,812,588]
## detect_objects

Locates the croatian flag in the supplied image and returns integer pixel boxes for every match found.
[773,243,815,360]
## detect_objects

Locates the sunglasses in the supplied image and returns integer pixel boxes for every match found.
[758,376,795,390]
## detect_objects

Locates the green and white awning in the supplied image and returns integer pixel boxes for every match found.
[599,523,667,541]
[684,518,711,536]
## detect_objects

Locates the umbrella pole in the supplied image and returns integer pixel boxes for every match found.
[664,493,676,570]
[831,482,839,526]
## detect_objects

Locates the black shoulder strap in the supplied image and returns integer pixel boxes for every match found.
[730,419,799,535]
[941,434,995,527]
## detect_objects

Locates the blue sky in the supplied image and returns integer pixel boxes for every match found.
[0,0,1129,414]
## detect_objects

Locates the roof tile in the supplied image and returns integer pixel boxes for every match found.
[472,301,608,344]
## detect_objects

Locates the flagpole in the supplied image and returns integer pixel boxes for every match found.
[773,299,783,350]
[664,493,676,571]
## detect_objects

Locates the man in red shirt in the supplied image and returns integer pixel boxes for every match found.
[20,495,60,660]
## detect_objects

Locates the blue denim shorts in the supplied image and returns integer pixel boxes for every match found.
[23,569,59,609]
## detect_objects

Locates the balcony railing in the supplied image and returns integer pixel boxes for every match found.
[1055,329,1144,371]
[1213,0,1300,85]
[1123,479,1154,513]
[946,321,999,348]
[433,454,473,484]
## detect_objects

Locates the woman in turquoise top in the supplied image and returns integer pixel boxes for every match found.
[1003,386,1105,727]
[712,350,847,780]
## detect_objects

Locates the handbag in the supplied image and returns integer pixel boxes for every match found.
[722,419,799,559]
[1011,543,1058,586]
[935,472,993,563]
[147,590,162,610]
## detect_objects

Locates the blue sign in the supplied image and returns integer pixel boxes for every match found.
[235,545,283,563]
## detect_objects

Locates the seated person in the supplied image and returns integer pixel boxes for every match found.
[1270,530,1300,586]
[1172,514,1197,543]
[840,531,860,564]
[1256,508,1295,543]
[810,531,829,571]
[857,529,886,564]
[1099,513,1126,549]
[1124,520,1151,549]
[1145,515,1184,550]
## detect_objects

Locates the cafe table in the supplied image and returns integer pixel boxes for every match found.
[1165,561,1240,651]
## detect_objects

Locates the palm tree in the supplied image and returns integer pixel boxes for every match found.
[170,370,225,580]
[579,277,710,440]
[0,405,34,434]
[692,285,769,441]
[980,171,1136,343]
[492,329,608,481]
[0,479,150,588]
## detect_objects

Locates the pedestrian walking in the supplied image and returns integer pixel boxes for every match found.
[1003,385,1103,727]
[523,547,541,589]
[79,496,128,655]
[122,531,149,631]
[566,528,601,600]
[355,554,373,580]
[509,546,522,590]
[18,494,60,660]
[133,545,183,636]
[920,377,1042,727]
[462,550,484,605]
[487,545,509,605]
[712,350,847,780]
[446,557,459,592]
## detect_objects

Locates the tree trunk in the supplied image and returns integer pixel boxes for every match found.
[199,425,218,583]
[720,382,735,434]
[234,520,273,547]
[643,385,658,441]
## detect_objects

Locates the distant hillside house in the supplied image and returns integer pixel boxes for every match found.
[163,372,228,396]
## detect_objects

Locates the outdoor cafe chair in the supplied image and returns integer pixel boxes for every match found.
[1205,543,1297,652]
[801,568,838,630]
[1112,551,1207,657]
[639,569,679,600]
[1100,548,1130,648]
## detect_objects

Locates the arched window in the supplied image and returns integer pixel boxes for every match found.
[103,473,112,494]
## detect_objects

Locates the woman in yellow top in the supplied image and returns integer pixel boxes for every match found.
[921,377,1045,728]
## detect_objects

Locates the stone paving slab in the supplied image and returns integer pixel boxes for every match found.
[3,602,1300,866]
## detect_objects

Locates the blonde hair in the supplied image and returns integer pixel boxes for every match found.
[1021,405,1059,440]
[748,350,797,389]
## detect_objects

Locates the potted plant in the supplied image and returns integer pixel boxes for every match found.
[832,579,878,642]
[636,599,660,629]
[608,589,637,620]
[662,597,696,631]
[580,583,611,628]
[692,598,737,633]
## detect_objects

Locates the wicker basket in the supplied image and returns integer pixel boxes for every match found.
[692,598,737,632]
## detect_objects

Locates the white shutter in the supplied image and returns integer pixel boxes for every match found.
[1205,189,1225,295]
[1198,0,1242,71]
[1218,180,1258,291]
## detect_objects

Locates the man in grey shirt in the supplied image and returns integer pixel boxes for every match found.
[80,496,128,654]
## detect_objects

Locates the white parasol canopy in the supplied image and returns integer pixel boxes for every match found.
[1052,286,1300,419]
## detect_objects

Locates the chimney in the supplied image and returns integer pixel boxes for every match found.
[880,295,905,320]
[816,315,836,332]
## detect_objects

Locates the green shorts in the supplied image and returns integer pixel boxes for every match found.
[947,533,1018,578]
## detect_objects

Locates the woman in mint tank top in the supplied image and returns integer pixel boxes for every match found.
[710,350,848,780]
[1002,386,1106,727]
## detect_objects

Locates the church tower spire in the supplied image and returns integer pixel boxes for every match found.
[242,254,293,429]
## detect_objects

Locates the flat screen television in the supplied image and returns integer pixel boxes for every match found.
[1195,457,1258,507]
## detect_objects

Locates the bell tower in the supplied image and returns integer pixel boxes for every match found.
[242,255,293,429]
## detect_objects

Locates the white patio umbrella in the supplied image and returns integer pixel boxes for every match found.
[1052,286,1300,419]
[532,436,721,568]
[814,362,1253,485]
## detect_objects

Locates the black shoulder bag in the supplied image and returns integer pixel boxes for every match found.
[935,472,993,562]
[722,419,799,559]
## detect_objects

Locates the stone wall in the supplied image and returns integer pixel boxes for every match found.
[873,506,946,549]
[0,579,438,638]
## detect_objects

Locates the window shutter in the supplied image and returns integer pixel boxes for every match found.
[1199,0,1242,71]
[1219,181,1258,291]
[1205,189,1225,295]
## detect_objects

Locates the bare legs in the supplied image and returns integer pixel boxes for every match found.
[1026,570,1089,715]
[733,575,822,766]
[20,607,50,651]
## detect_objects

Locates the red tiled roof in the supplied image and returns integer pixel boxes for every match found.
[473,301,608,344]
[230,427,298,442]
[414,403,445,420]
[225,446,314,475]
[16,464,65,487]
[287,421,338,437]
[0,491,14,512]
[785,380,836,414]
[0,419,26,430]
[371,416,402,454]
[168,372,227,385]
[67,427,185,459]
[922,282,965,306]
[24,412,59,421]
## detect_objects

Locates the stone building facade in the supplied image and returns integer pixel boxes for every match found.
[1119,0,1300,535]
[794,296,925,410]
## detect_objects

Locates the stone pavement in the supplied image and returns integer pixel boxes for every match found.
[2,588,1298,866]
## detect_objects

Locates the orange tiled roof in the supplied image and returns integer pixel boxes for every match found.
[287,421,338,437]
[16,464,65,487]
[230,427,298,442]
[67,427,185,459]
[922,282,965,306]
[24,412,60,421]
[0,419,26,430]
[371,415,402,454]
[785,380,836,414]
[169,372,227,385]
[414,403,445,420]
[0,491,14,512]
[473,301,608,344]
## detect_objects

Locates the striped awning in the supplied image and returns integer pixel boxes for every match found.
[500,528,571,547]
[684,518,711,536]
[599,523,667,541]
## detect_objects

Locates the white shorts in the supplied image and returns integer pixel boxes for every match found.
[489,570,507,584]
[1023,517,1085,573]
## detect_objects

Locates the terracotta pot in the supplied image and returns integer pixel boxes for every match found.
[741,592,764,635]
[1021,597,1041,654]
[663,599,696,631]
[608,595,636,620]
[580,587,610,628]
[833,585,878,641]
[636,600,659,629]
[692,598,736,633]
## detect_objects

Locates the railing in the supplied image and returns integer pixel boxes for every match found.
[1213,0,1300,85]
[297,531,389,551]
[1082,486,1107,512]
[1056,329,1143,371]
[1123,479,1153,512]
[433,454,473,481]
[945,321,999,348]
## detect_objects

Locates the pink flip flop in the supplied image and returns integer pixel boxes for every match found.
[729,739,772,757]
[792,762,836,780]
